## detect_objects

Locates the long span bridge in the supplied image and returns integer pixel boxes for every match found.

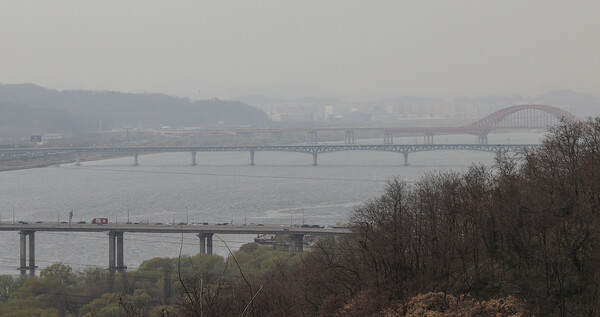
[0,143,540,166]
[152,104,582,144]
[0,222,350,275]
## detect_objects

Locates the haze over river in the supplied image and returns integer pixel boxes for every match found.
[0,133,543,275]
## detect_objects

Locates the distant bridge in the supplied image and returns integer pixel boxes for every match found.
[0,222,349,275]
[0,144,540,166]
[152,104,581,144]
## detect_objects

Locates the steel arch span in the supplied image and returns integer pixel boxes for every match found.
[464,104,582,130]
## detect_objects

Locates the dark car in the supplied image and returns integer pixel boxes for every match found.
[77,221,86,224]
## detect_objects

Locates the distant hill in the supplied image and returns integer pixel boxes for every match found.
[529,90,599,117]
[0,101,86,137]
[0,84,271,137]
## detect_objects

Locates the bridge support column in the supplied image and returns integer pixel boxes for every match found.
[19,231,36,276]
[477,134,488,144]
[206,233,213,255]
[29,232,35,276]
[198,234,206,254]
[495,150,505,162]
[191,151,197,166]
[116,232,124,271]
[383,132,393,144]
[133,152,139,166]
[198,233,214,255]
[312,153,318,166]
[108,231,126,273]
[403,152,409,166]
[289,234,304,252]
[424,134,434,144]
[249,150,255,166]
[20,232,26,275]
[109,231,115,272]
[306,131,318,144]
[75,152,81,166]
[344,130,355,144]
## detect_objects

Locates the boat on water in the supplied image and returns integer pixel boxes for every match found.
[254,234,277,245]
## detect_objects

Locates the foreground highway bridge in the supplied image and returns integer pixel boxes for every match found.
[0,144,540,166]
[0,222,350,275]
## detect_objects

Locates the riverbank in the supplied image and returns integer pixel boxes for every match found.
[0,152,127,172]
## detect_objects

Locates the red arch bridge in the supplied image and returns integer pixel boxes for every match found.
[152,104,581,145]
[1,104,577,165]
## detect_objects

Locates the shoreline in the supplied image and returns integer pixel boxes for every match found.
[0,153,128,172]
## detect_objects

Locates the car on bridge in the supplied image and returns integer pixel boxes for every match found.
[92,218,109,224]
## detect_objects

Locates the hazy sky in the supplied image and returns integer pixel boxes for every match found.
[1,1,599,100]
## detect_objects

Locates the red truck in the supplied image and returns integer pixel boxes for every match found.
[92,218,108,224]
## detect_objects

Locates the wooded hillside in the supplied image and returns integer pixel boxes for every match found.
[0,84,271,137]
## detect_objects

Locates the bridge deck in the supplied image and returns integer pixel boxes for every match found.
[0,144,540,155]
[0,222,350,235]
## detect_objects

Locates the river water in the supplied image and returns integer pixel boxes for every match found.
[0,132,544,275]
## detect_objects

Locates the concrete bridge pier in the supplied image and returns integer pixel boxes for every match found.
[312,153,318,166]
[289,234,304,252]
[198,233,214,255]
[477,134,488,144]
[19,231,37,276]
[423,134,434,144]
[191,151,197,166]
[75,152,81,166]
[495,150,505,162]
[108,231,126,273]
[249,150,255,166]
[383,132,394,144]
[403,152,409,166]
[133,152,139,166]
[344,130,355,144]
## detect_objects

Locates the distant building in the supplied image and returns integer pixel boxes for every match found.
[325,105,334,120]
